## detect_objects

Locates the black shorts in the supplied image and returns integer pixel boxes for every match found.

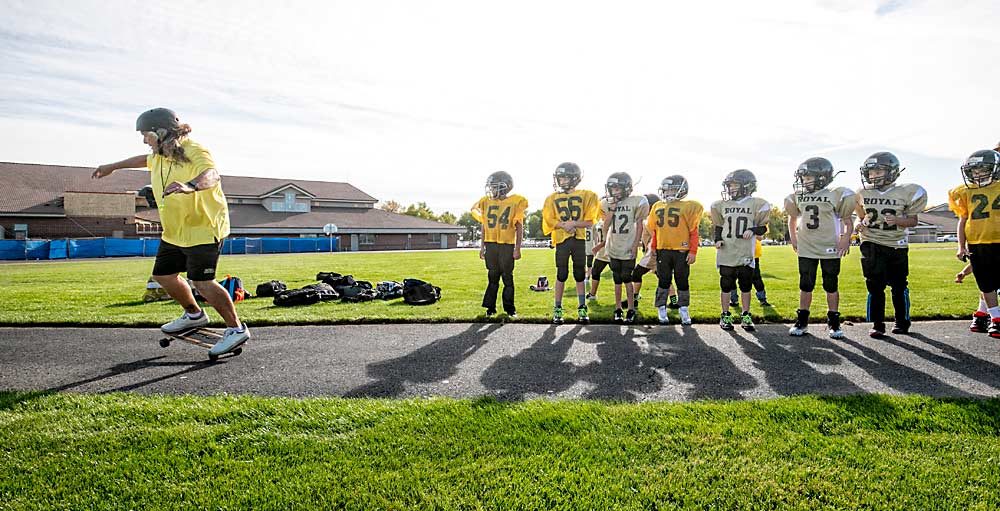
[798,257,841,293]
[655,249,691,291]
[586,254,594,268]
[860,242,908,287]
[969,243,1000,294]
[719,265,754,293]
[152,240,223,281]
[591,258,610,282]
[609,258,636,285]
[554,237,587,282]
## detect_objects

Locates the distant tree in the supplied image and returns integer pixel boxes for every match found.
[525,209,544,239]
[380,200,402,213]
[457,212,481,241]
[438,211,457,225]
[766,206,789,241]
[403,202,437,221]
[698,212,713,240]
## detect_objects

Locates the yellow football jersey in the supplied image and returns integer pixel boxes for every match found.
[949,181,1000,244]
[646,199,704,251]
[542,189,602,245]
[471,194,528,244]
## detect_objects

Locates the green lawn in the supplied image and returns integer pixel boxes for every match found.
[1,391,997,510]
[0,244,977,326]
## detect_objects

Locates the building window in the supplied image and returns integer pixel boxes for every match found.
[429,233,442,244]
[359,234,376,245]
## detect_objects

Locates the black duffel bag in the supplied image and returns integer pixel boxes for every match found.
[273,288,320,307]
[255,280,287,297]
[402,278,441,305]
[302,282,340,301]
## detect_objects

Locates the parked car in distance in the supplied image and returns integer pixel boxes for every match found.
[937,235,958,243]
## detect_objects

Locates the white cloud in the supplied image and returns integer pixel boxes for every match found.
[1,0,997,216]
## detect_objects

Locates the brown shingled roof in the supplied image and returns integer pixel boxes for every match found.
[0,161,377,212]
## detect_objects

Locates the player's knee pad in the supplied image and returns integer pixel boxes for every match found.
[799,273,816,293]
[720,274,737,293]
[821,271,838,293]
[573,263,586,282]
[556,264,569,283]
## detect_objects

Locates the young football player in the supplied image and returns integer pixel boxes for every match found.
[592,172,649,324]
[729,237,770,307]
[784,157,856,338]
[646,175,703,325]
[949,149,1000,338]
[711,170,771,331]
[630,194,662,307]
[542,162,602,324]
[853,152,927,338]
[472,171,528,318]
[587,217,610,302]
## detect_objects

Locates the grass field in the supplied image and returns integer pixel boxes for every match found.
[1,391,998,510]
[0,243,978,327]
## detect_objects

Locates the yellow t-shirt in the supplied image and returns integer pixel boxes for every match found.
[948,181,1000,244]
[471,194,528,244]
[646,200,704,251]
[542,189,602,245]
[148,139,230,247]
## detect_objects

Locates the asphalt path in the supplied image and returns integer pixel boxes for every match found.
[1,321,998,401]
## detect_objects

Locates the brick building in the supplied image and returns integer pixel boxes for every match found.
[0,162,462,251]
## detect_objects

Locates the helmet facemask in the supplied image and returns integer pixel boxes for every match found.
[552,168,581,193]
[962,160,998,188]
[659,176,688,202]
[605,175,633,202]
[486,181,510,199]
[861,163,901,190]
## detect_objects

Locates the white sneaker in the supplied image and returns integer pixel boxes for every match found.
[209,325,251,356]
[828,327,845,339]
[788,324,808,336]
[658,306,669,325]
[161,311,210,334]
[679,306,692,326]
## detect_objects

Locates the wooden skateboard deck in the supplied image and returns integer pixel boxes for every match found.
[158,327,244,361]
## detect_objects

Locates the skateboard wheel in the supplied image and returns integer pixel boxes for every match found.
[158,338,170,348]
[208,353,219,362]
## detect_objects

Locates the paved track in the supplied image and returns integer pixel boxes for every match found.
[2,321,998,401]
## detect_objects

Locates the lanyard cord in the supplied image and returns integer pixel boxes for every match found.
[158,158,174,208]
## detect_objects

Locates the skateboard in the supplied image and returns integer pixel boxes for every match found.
[158,327,244,361]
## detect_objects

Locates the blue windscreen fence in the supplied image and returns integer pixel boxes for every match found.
[0,237,338,261]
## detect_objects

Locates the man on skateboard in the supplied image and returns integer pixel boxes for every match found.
[93,108,249,356]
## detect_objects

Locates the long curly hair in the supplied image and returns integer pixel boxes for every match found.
[156,123,193,163]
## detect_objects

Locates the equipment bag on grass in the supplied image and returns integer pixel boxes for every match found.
[273,287,320,307]
[402,278,441,305]
[219,275,247,302]
[303,282,340,301]
[255,280,287,297]
[339,280,379,302]
[376,281,404,300]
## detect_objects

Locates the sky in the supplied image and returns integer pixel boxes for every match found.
[1,0,999,217]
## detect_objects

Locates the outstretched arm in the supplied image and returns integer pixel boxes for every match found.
[92,155,148,178]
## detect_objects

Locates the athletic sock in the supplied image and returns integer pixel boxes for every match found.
[555,300,562,309]
[187,310,204,320]
[989,306,1000,320]
[979,298,989,313]
[578,294,586,307]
